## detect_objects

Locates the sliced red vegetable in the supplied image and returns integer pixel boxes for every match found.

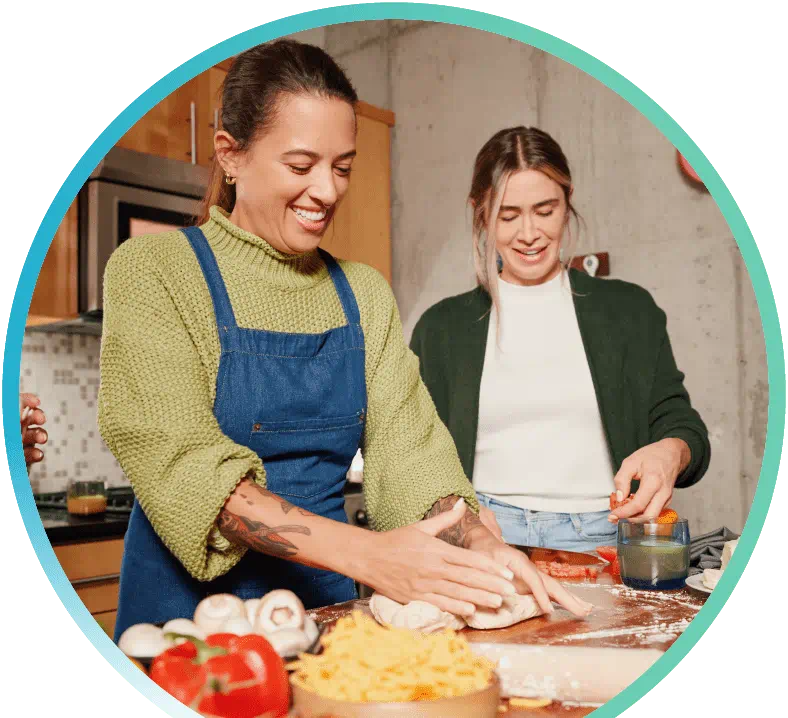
[596,546,618,563]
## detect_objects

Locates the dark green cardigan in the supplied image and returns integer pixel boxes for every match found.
[409,270,711,492]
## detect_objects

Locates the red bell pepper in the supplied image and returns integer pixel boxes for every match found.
[150,633,290,718]
[596,545,620,577]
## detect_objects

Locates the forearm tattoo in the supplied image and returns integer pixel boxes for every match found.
[424,494,486,547]
[218,477,313,558]
[236,479,312,517]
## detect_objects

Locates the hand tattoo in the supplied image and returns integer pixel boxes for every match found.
[424,494,486,548]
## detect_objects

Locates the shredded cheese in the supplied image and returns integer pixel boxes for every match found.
[289,611,495,702]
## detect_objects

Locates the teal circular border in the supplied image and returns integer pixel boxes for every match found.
[3,4,783,716]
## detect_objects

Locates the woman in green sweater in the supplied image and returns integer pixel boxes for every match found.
[99,43,590,639]
[410,127,711,553]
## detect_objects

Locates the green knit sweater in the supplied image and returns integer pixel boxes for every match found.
[97,207,478,582]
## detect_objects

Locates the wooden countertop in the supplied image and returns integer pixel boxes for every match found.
[308,573,708,716]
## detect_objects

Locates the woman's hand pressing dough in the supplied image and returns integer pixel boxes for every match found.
[369,591,544,632]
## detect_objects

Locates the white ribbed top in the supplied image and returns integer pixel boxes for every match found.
[472,272,614,513]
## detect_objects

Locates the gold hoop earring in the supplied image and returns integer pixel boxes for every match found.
[224,173,236,185]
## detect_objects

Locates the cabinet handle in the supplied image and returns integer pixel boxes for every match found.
[210,107,219,160]
[188,101,197,165]
[71,573,121,587]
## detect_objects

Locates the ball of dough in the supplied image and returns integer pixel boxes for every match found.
[369,593,466,633]
[369,592,544,632]
[465,593,544,629]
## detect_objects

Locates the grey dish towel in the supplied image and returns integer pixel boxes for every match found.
[688,527,739,576]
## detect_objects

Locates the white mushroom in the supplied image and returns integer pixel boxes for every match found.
[118,623,170,658]
[244,598,262,625]
[161,619,206,645]
[220,616,254,636]
[193,594,246,634]
[253,590,306,635]
[264,627,313,657]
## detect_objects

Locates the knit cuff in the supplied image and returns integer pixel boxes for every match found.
[660,428,707,488]
[206,468,265,553]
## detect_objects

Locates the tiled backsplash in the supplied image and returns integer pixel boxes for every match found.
[20,332,128,494]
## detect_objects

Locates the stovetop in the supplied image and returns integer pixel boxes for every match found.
[34,487,136,514]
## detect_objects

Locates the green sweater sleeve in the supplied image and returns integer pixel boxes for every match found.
[97,242,264,581]
[647,312,712,488]
[359,279,479,531]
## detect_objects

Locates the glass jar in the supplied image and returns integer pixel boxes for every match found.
[617,518,690,590]
[67,479,108,516]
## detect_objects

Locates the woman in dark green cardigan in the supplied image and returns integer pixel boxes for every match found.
[410,127,710,552]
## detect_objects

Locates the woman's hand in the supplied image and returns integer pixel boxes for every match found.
[21,393,47,467]
[360,501,518,617]
[479,504,504,542]
[466,532,593,618]
[609,438,691,522]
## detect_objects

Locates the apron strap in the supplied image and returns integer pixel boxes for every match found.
[317,248,361,325]
[182,226,238,333]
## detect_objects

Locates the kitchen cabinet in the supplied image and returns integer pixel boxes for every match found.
[321,101,395,283]
[116,67,225,169]
[54,538,124,638]
[27,199,79,324]
[25,90,394,326]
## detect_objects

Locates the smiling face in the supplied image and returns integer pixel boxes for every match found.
[217,93,357,255]
[494,169,569,286]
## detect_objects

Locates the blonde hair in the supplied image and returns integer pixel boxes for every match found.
[469,127,582,325]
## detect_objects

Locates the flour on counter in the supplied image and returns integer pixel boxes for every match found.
[561,618,691,642]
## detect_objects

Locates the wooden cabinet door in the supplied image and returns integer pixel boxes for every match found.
[321,103,394,283]
[54,539,124,636]
[54,538,125,581]
[27,199,78,324]
[116,67,225,168]
[94,610,118,638]
[116,77,200,164]
[197,68,226,169]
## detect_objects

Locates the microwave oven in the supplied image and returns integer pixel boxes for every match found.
[78,146,209,318]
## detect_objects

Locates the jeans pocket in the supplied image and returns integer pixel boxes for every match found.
[477,494,523,520]
[574,511,618,541]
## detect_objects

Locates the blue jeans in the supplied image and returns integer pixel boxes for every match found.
[476,493,617,553]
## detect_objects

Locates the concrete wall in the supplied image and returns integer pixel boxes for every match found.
[324,21,768,535]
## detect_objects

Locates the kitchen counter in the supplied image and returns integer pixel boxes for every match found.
[307,574,708,716]
[38,507,129,545]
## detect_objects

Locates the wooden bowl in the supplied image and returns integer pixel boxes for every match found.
[291,676,500,717]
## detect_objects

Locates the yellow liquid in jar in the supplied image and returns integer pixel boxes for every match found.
[67,495,108,515]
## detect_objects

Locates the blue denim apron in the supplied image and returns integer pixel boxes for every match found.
[114,226,364,640]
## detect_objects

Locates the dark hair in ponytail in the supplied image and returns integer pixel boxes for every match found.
[198,39,358,224]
